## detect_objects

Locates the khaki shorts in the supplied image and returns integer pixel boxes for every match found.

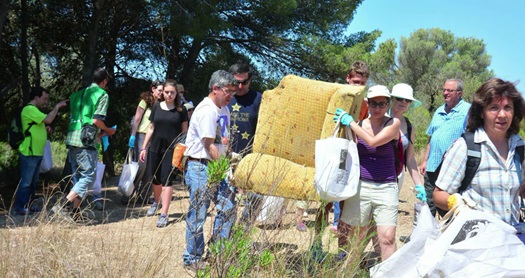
[340,180,399,226]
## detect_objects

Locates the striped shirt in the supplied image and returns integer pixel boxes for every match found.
[426,99,471,172]
[436,128,524,225]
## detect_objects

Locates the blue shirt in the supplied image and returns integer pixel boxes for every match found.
[227,89,262,154]
[426,99,471,172]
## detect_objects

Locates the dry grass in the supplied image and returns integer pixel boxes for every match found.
[0,150,421,277]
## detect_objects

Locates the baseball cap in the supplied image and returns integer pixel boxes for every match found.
[366,85,390,100]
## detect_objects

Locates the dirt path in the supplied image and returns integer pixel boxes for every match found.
[1,174,417,276]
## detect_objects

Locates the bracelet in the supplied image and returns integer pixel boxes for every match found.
[140,148,146,151]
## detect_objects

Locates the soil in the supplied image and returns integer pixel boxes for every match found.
[0,173,417,277]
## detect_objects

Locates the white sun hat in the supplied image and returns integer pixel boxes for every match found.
[390,83,421,108]
[366,85,391,100]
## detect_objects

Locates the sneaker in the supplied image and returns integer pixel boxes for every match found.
[92,200,104,211]
[29,205,43,212]
[156,214,168,228]
[14,208,33,216]
[184,261,207,272]
[50,205,74,223]
[336,251,347,261]
[146,202,160,217]
[296,223,307,232]
[71,208,96,224]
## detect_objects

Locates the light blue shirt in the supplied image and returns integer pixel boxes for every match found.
[426,99,471,172]
[436,128,524,225]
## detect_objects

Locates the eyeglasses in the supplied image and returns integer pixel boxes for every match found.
[220,87,236,96]
[237,78,250,85]
[443,88,460,93]
[395,97,412,103]
[368,101,389,108]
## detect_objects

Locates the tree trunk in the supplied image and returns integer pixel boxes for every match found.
[81,0,106,87]
[0,0,10,48]
[20,0,29,102]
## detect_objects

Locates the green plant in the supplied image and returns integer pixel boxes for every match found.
[206,155,230,186]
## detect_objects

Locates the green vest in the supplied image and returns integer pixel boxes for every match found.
[68,84,106,132]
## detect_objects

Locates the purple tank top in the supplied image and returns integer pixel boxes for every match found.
[357,137,397,183]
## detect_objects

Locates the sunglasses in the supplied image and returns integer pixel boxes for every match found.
[394,97,412,103]
[368,101,389,108]
[237,78,250,85]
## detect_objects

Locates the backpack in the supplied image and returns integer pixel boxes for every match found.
[8,106,35,150]
[457,131,525,193]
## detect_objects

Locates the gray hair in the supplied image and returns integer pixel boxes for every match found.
[208,70,237,91]
[446,78,464,91]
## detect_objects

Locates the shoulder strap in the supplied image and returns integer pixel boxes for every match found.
[405,116,412,144]
[459,131,481,193]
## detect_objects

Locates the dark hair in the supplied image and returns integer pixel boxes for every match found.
[140,91,155,108]
[151,80,163,88]
[163,79,183,112]
[229,63,252,79]
[347,60,369,78]
[466,78,525,137]
[93,68,110,84]
[29,86,48,99]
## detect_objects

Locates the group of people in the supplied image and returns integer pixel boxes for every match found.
[330,75,525,266]
[13,60,525,271]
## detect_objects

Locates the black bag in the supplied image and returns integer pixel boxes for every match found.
[81,123,97,147]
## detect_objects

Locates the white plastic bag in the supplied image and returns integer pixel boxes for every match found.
[257,196,287,225]
[314,120,359,202]
[92,162,105,195]
[40,140,53,173]
[118,150,139,197]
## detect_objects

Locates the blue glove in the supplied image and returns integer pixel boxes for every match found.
[102,135,110,152]
[333,108,354,126]
[415,184,427,202]
[128,135,136,148]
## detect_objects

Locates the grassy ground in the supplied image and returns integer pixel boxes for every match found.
[0,170,417,277]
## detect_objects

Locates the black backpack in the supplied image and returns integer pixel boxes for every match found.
[457,131,525,193]
[8,106,35,150]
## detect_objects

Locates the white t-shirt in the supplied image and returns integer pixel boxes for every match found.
[184,97,230,160]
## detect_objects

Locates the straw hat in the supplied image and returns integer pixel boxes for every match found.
[390,83,421,108]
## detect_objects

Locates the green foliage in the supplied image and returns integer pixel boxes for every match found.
[206,156,230,186]
[390,28,493,113]
[206,226,274,277]
[405,106,432,153]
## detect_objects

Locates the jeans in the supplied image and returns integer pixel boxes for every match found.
[14,155,43,211]
[183,160,237,265]
[333,201,341,227]
[69,147,98,198]
[424,170,447,217]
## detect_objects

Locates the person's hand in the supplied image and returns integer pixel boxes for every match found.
[139,149,147,162]
[55,99,68,109]
[333,108,354,126]
[415,184,427,202]
[128,135,136,148]
[106,127,117,136]
[419,161,427,175]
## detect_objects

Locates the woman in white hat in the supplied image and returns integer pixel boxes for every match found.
[333,85,401,261]
[389,83,426,244]
[389,83,424,192]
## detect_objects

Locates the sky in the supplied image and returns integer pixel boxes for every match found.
[346,0,525,93]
